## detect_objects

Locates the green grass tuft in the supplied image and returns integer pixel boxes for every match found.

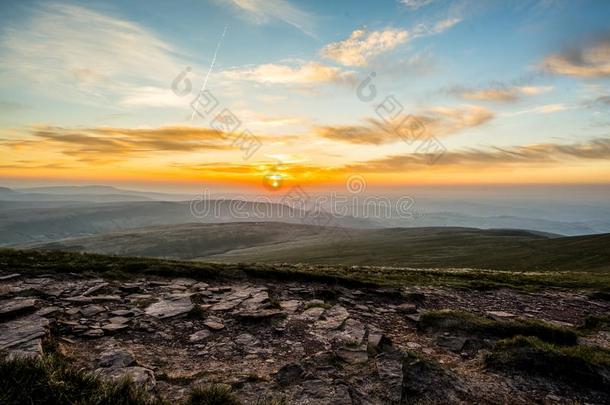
[0,353,160,405]
[581,315,610,331]
[419,310,578,345]
[185,384,241,405]
[485,336,610,391]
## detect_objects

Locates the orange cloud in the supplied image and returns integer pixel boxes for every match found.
[321,28,409,67]
[542,34,610,78]
[221,61,355,85]
[448,85,553,102]
[345,137,610,172]
[3,125,243,163]
[316,106,494,145]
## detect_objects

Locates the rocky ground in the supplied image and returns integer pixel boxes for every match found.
[1,269,609,404]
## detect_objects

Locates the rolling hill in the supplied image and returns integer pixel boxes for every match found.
[25,222,610,271]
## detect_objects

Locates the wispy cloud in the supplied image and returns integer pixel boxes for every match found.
[589,95,610,107]
[161,135,610,178]
[221,61,355,85]
[3,126,243,163]
[449,85,553,102]
[316,106,494,145]
[321,19,460,67]
[504,103,570,117]
[321,29,409,67]
[400,0,437,10]
[221,0,315,37]
[346,137,610,172]
[542,33,610,78]
[0,3,183,106]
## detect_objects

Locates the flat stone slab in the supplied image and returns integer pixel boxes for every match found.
[486,311,516,319]
[0,314,49,358]
[189,330,211,342]
[101,323,129,333]
[0,298,37,319]
[397,303,417,314]
[145,297,193,319]
[336,318,366,345]
[209,299,242,311]
[279,300,301,313]
[107,316,130,324]
[96,366,156,391]
[80,304,105,317]
[82,283,109,296]
[236,309,285,321]
[99,347,135,368]
[209,286,267,311]
[315,305,349,330]
[295,307,325,322]
[335,345,368,364]
[204,318,225,330]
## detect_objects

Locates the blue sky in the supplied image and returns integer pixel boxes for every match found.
[0,0,609,190]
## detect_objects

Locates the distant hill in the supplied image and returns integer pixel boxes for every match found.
[0,185,194,202]
[0,200,376,246]
[3,185,610,237]
[13,185,192,201]
[26,222,610,272]
[0,186,154,202]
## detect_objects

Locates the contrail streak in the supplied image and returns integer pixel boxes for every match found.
[191,25,228,121]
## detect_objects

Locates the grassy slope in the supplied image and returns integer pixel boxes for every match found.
[1,248,609,292]
[28,222,610,272]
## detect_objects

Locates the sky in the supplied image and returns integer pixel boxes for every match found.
[0,0,609,193]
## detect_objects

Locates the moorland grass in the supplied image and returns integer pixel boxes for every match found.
[2,249,609,295]
[485,336,610,391]
[184,384,240,405]
[0,345,247,405]
[419,310,578,345]
[0,352,161,405]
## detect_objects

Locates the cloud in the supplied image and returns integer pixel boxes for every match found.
[3,126,244,163]
[0,3,183,106]
[119,86,189,108]
[401,0,436,10]
[449,85,553,102]
[321,19,460,67]
[222,0,315,36]
[316,106,494,145]
[588,95,610,107]
[346,137,610,172]
[433,18,461,33]
[221,61,355,85]
[542,34,610,78]
[321,29,409,67]
[170,136,610,177]
[175,160,326,177]
[504,103,569,117]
